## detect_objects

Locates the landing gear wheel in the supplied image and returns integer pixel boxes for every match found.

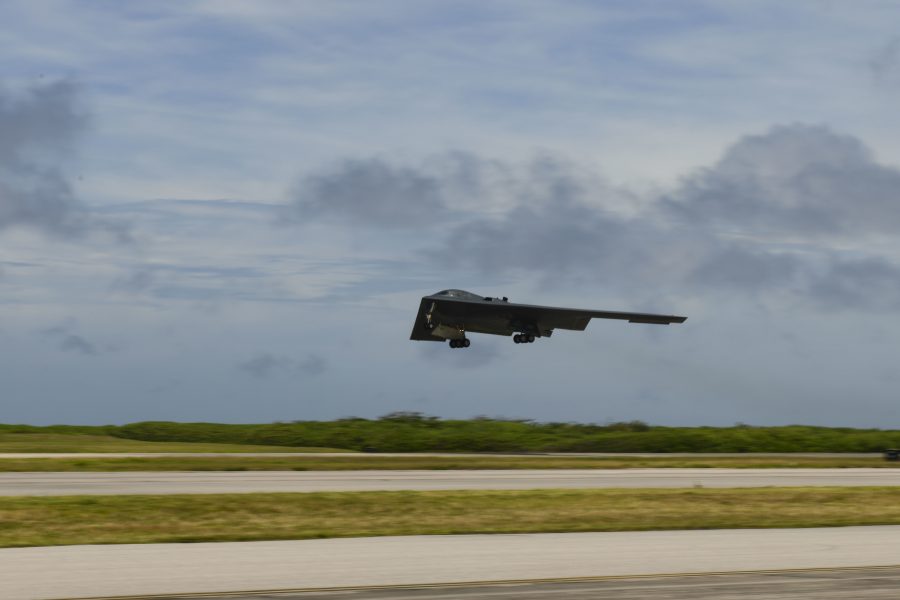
[463,338,470,348]
[526,333,535,343]
[449,339,457,348]
[513,334,521,344]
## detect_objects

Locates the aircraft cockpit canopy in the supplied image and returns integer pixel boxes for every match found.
[435,289,483,301]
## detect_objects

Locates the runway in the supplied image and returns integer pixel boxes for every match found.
[3,527,900,599]
[1,468,898,496]
[142,568,900,599]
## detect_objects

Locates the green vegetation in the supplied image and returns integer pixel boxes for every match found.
[0,424,116,436]
[0,433,348,454]
[5,415,900,453]
[0,454,896,472]
[3,487,900,548]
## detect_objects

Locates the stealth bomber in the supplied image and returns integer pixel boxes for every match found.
[410,289,686,348]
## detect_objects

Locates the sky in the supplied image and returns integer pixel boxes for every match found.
[3,0,900,427]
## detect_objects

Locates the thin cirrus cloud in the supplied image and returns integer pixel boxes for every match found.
[237,353,328,379]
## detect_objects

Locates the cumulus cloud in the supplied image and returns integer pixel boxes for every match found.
[426,155,692,291]
[283,152,545,228]
[285,158,447,227]
[288,125,900,312]
[238,352,327,378]
[664,124,900,238]
[0,81,92,237]
[432,199,664,284]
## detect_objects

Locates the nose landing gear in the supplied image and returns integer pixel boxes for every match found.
[449,338,470,348]
[513,333,536,344]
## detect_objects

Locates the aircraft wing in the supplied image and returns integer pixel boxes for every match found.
[473,300,687,330]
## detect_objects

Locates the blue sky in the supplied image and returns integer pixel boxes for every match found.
[3,1,900,426]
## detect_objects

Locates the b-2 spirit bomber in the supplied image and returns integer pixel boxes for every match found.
[410,289,686,348]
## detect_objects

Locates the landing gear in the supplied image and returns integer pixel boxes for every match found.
[513,333,536,344]
[449,338,470,349]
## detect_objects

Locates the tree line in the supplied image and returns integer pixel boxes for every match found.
[3,413,900,452]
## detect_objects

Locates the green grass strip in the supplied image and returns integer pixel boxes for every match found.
[1,455,897,471]
[3,487,900,548]
[0,433,347,453]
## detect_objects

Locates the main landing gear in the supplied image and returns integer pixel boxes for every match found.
[513,333,536,344]
[449,338,470,348]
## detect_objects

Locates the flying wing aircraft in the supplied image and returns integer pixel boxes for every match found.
[410,289,686,348]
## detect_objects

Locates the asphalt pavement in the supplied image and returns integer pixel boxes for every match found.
[1,468,898,496]
[142,568,900,600]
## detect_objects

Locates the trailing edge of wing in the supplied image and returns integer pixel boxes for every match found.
[540,309,686,330]
[622,314,687,325]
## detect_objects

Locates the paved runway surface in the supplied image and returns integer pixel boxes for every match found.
[4,527,900,599]
[151,568,900,600]
[1,468,899,496]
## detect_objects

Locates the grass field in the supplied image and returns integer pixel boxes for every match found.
[0,454,897,471]
[0,433,348,454]
[2,487,900,548]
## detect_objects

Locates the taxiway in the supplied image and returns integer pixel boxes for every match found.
[1,468,898,496]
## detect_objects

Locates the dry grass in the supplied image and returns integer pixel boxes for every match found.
[3,487,900,548]
[0,454,896,471]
